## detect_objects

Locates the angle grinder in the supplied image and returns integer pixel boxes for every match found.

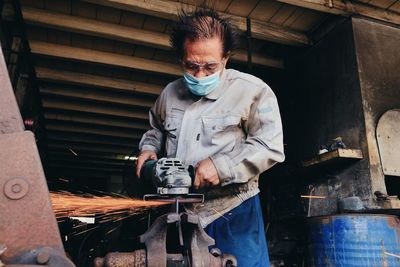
[140,158,203,204]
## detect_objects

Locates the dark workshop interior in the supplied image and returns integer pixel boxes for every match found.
[1,0,400,266]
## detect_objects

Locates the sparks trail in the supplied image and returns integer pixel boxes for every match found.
[50,191,167,222]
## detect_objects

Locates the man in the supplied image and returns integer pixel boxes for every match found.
[136,8,285,266]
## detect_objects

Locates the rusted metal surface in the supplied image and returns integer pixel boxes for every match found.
[0,38,71,265]
[94,250,146,267]
[140,212,236,267]
[0,131,67,263]
[95,212,237,267]
[376,109,400,177]
[0,46,24,134]
[0,246,74,266]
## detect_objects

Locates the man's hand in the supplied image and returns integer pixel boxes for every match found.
[136,150,157,177]
[194,158,220,189]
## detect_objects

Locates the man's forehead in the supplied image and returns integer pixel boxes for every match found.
[183,37,223,56]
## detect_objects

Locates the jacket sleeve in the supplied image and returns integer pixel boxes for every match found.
[138,90,166,153]
[209,86,285,186]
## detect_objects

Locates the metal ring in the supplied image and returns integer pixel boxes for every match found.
[4,178,29,200]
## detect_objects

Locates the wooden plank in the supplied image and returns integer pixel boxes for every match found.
[20,0,44,8]
[302,148,363,167]
[47,134,138,147]
[43,6,148,46]
[48,162,125,174]
[48,142,136,154]
[22,8,283,68]
[25,25,47,42]
[225,0,260,17]
[42,98,149,120]
[367,0,397,9]
[230,50,284,68]
[142,15,168,33]
[389,1,400,13]
[81,0,310,46]
[269,5,297,25]
[71,0,97,19]
[47,151,131,161]
[48,158,126,168]
[45,121,144,139]
[176,0,233,11]
[45,28,71,46]
[249,1,282,21]
[43,0,71,14]
[120,10,146,27]
[92,37,114,53]
[39,85,154,108]
[70,33,93,50]
[35,67,163,95]
[47,153,128,164]
[47,129,141,143]
[44,112,149,130]
[283,8,305,27]
[274,0,400,25]
[96,4,121,23]
[29,40,182,76]
[287,9,324,31]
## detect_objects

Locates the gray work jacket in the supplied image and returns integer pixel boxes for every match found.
[139,68,285,227]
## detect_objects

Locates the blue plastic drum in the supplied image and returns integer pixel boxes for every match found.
[308,214,400,266]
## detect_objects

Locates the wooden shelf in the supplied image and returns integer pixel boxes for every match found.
[302,149,363,168]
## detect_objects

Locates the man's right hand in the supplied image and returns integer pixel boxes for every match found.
[135,150,158,177]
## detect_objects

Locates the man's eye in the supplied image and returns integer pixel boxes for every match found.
[185,63,198,70]
[205,63,219,71]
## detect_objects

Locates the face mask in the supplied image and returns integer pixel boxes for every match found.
[183,71,221,96]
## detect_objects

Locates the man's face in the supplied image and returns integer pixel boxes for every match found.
[182,36,227,78]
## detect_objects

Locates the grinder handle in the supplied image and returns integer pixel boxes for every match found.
[188,165,195,181]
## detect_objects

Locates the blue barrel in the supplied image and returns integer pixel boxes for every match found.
[308,214,400,266]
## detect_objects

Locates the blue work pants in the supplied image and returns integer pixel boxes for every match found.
[205,195,270,267]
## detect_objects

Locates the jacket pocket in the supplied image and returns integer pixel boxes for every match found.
[201,115,243,149]
[163,108,184,156]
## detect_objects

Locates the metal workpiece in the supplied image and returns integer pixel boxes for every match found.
[94,250,146,267]
[95,212,236,267]
[0,131,67,264]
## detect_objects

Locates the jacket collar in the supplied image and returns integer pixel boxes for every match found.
[204,69,228,100]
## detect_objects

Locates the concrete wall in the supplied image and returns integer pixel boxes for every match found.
[286,19,370,216]
[353,18,400,198]
[284,18,400,216]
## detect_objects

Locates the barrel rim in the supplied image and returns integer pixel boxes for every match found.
[307,213,399,222]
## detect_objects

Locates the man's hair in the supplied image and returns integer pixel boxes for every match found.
[170,8,239,59]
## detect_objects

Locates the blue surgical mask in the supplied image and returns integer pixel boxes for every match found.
[183,71,221,96]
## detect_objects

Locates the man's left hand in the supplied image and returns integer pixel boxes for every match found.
[194,158,220,189]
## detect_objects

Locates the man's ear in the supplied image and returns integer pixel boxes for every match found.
[222,51,231,66]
